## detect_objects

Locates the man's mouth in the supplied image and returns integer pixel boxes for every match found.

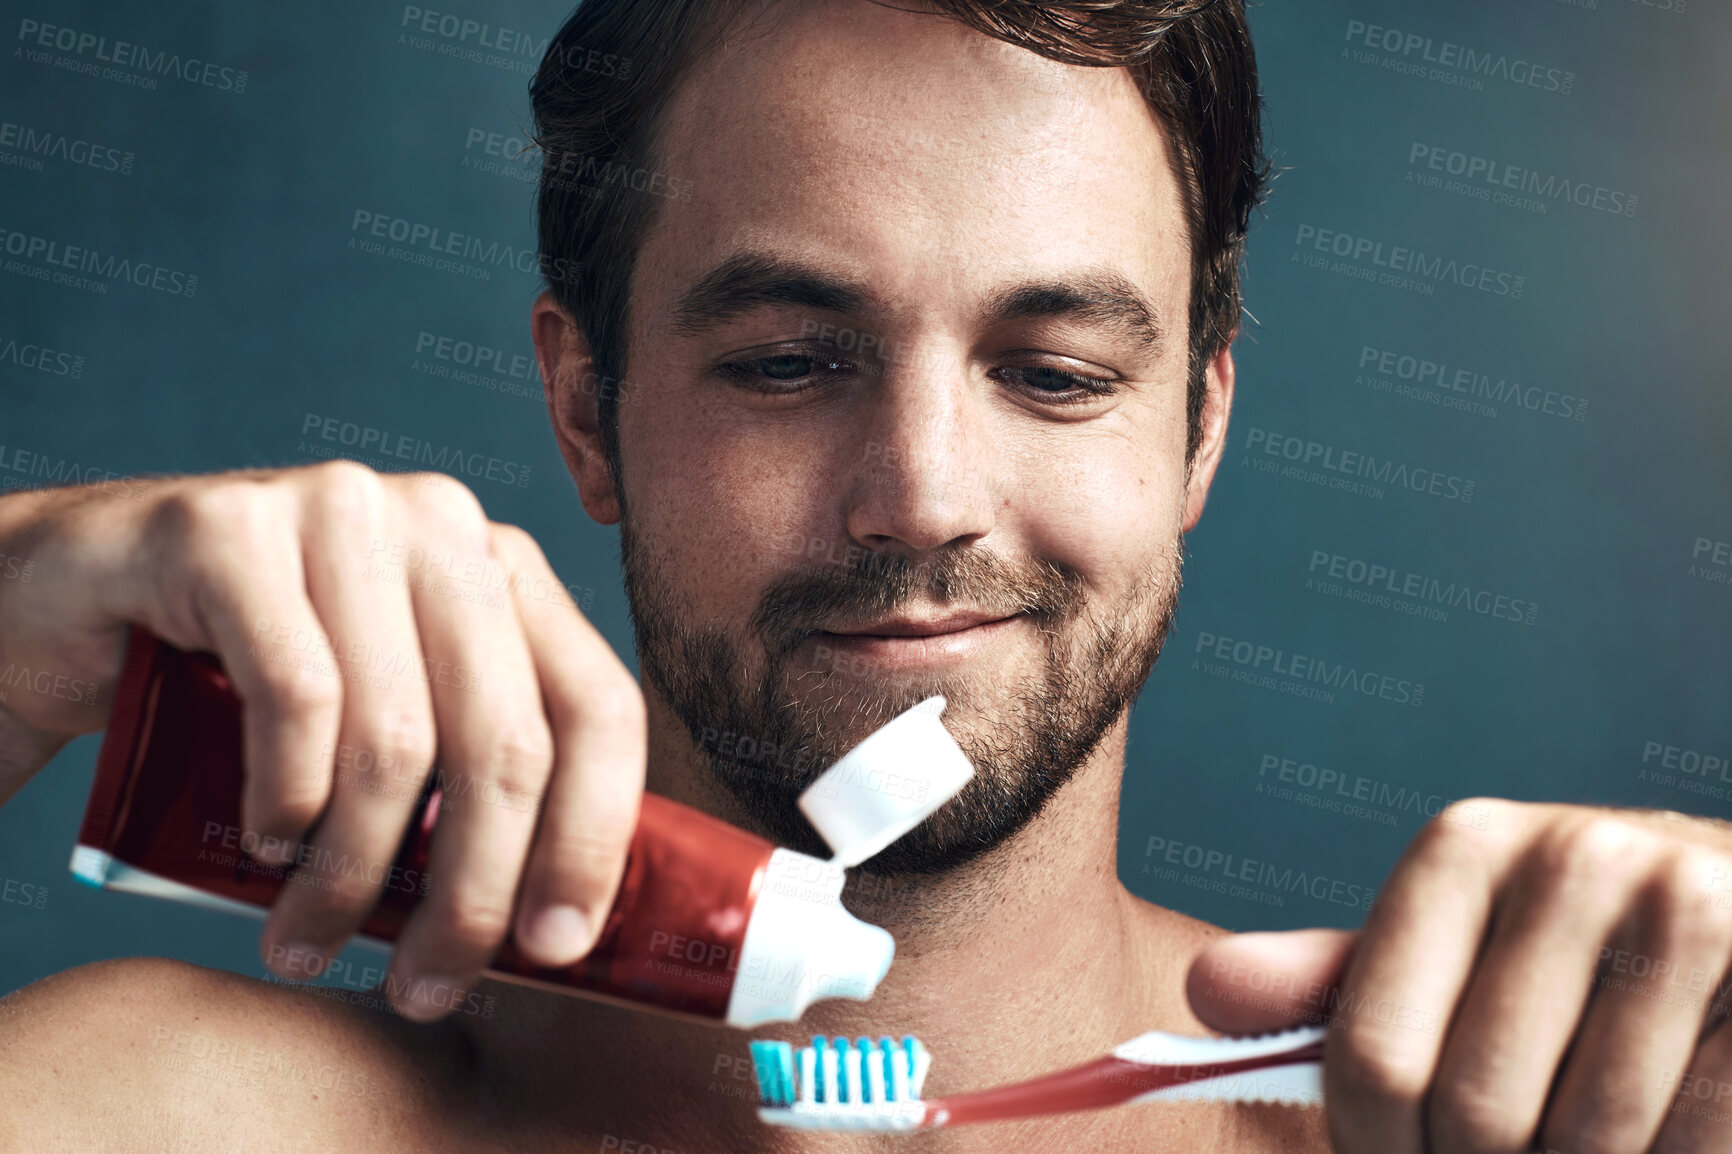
[831,611,1016,638]
[807,612,1025,670]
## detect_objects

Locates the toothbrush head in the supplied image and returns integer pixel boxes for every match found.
[749,1035,935,1132]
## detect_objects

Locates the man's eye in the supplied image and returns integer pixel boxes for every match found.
[718,353,853,388]
[759,354,824,380]
[996,364,1118,400]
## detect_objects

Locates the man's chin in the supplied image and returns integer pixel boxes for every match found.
[702,682,1106,876]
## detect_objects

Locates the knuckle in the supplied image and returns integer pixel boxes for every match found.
[1329,1025,1431,1109]
[153,479,246,535]
[150,482,273,570]
[251,660,343,718]
[352,706,438,777]
[144,480,299,641]
[1420,797,1505,846]
[433,897,513,952]
[1442,795,1503,825]
[247,779,329,840]
[575,678,647,732]
[1429,1076,1530,1151]
[402,473,488,537]
[1654,850,1732,950]
[479,722,556,791]
[487,520,542,562]
[292,858,383,914]
[1532,814,1639,890]
[308,460,388,524]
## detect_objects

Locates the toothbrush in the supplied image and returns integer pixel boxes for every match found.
[748,1025,1327,1132]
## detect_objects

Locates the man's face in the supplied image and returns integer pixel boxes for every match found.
[586,0,1222,871]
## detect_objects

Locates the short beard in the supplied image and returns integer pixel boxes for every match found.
[621,519,1183,877]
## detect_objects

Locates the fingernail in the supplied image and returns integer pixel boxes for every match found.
[265,940,329,980]
[519,904,592,965]
[394,973,467,1023]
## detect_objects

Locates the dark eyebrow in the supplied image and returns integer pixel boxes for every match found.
[668,250,1164,356]
[668,251,879,337]
[981,270,1164,357]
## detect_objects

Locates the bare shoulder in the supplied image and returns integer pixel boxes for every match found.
[1117,894,1332,1152]
[0,956,477,1153]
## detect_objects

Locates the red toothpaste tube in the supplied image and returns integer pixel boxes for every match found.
[70,626,972,1027]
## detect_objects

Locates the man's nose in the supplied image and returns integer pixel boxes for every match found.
[843,361,998,553]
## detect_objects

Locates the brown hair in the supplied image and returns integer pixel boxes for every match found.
[531,0,1268,473]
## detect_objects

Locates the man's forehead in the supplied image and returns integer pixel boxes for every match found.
[638,0,1189,333]
[659,0,1165,169]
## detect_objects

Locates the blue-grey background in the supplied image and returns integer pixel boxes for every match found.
[1,0,1726,995]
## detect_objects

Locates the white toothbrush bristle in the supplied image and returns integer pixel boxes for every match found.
[798,1045,817,1105]
[844,1042,862,1103]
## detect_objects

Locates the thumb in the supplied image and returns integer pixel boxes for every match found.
[1186,928,1358,1035]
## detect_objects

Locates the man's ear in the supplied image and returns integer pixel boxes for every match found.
[1180,337,1237,533]
[533,291,621,525]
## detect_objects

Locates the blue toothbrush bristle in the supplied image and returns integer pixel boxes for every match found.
[748,1040,797,1107]
[814,1036,831,1103]
[856,1036,874,1102]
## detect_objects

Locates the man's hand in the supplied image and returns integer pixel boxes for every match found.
[1188,799,1732,1154]
[0,464,646,1022]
